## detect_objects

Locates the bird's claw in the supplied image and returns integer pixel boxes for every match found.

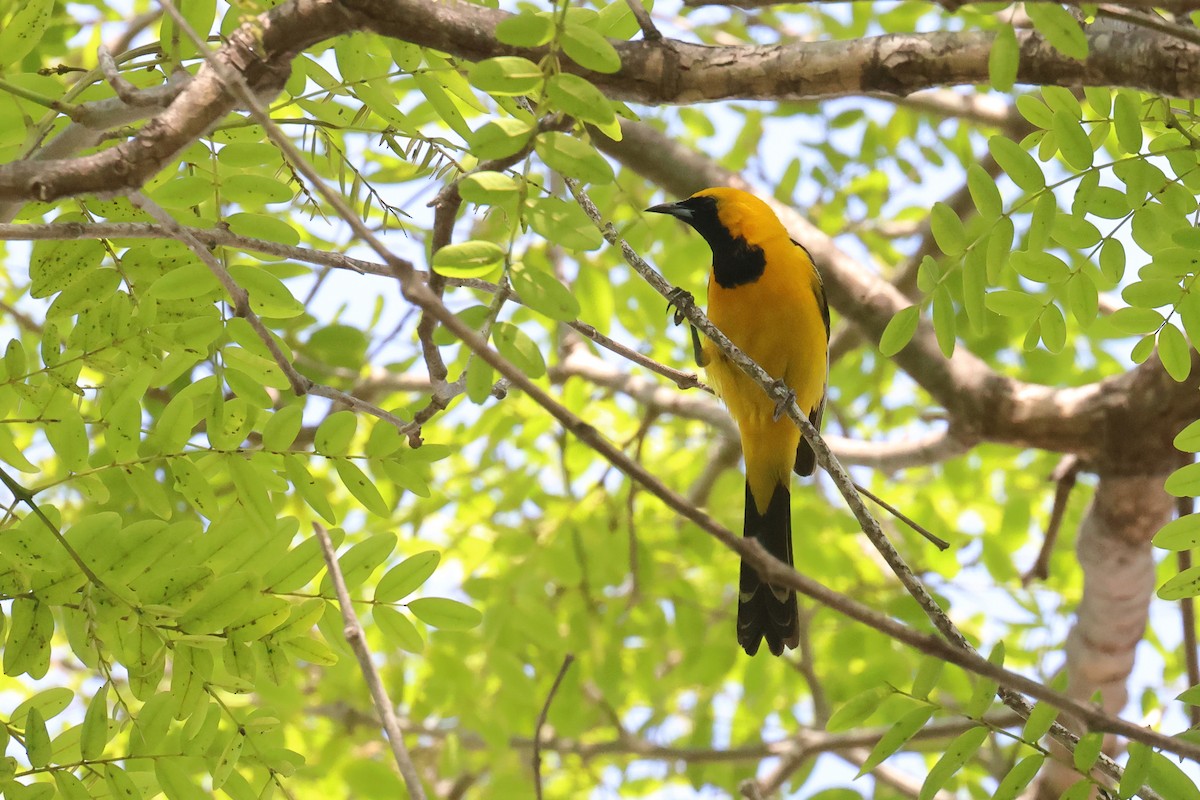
[771,380,796,422]
[666,286,694,326]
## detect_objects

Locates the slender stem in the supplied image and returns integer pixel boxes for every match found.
[313,523,428,800]
[533,655,575,800]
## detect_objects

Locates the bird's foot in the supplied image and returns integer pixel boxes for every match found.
[771,380,797,422]
[665,286,695,326]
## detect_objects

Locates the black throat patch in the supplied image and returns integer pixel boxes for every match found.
[676,196,766,289]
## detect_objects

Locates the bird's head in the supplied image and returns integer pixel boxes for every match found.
[646,187,785,249]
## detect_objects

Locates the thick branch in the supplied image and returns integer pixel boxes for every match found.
[8,0,1200,206]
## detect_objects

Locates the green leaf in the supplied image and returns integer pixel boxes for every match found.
[282,635,339,666]
[314,410,357,457]
[283,455,337,524]
[879,306,919,357]
[561,23,622,73]
[919,726,988,800]
[155,758,208,800]
[856,705,934,775]
[826,687,890,732]
[471,117,535,161]
[911,658,944,701]
[1053,110,1094,170]
[1123,279,1181,309]
[333,458,390,517]
[262,405,304,451]
[1011,252,1069,284]
[1113,91,1144,154]
[1177,419,1200,451]
[172,457,221,520]
[988,26,1019,92]
[930,202,966,256]
[212,733,244,790]
[965,642,1004,718]
[1066,274,1098,328]
[1132,332,1157,364]
[179,572,257,633]
[493,322,546,378]
[545,73,617,127]
[993,754,1045,800]
[54,772,92,800]
[1016,95,1054,130]
[4,598,52,678]
[468,57,544,96]
[1119,742,1151,799]
[23,707,50,768]
[510,263,581,321]
[967,164,1003,220]
[1040,303,1066,354]
[408,597,483,630]
[495,12,555,47]
[375,551,441,603]
[80,685,110,760]
[526,196,603,251]
[150,265,222,301]
[226,212,300,247]
[1154,512,1200,550]
[932,286,956,357]
[1043,86,1083,120]
[411,72,473,141]
[1148,751,1200,800]
[433,240,505,279]
[1073,731,1103,773]
[1158,564,1200,600]
[989,136,1045,192]
[322,532,397,593]
[1022,701,1058,742]
[536,132,614,184]
[962,246,987,329]
[1052,214,1100,249]
[466,355,495,404]
[0,0,54,67]
[460,171,522,206]
[30,238,106,299]
[1159,322,1191,381]
[105,764,143,800]
[1025,2,1088,59]
[374,606,425,653]
[985,290,1041,319]
[228,265,305,318]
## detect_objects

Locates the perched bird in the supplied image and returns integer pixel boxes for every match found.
[647,188,829,656]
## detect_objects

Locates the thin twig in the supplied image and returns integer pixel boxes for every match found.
[533,655,575,800]
[1180,495,1200,729]
[1024,454,1080,586]
[624,0,662,40]
[313,523,428,800]
[853,481,950,550]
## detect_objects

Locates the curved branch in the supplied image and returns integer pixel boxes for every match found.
[6,0,1200,207]
[598,119,1200,475]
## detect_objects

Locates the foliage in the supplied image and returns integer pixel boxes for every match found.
[0,0,1199,798]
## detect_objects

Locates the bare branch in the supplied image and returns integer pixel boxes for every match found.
[1180,496,1200,729]
[685,0,1200,12]
[1023,454,1081,585]
[313,524,428,800]
[533,655,575,800]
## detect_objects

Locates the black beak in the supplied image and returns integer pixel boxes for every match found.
[645,201,693,222]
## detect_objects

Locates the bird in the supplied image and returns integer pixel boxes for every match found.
[647,187,829,656]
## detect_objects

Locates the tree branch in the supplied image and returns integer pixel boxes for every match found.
[313,524,428,800]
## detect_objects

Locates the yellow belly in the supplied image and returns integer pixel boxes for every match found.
[701,244,827,512]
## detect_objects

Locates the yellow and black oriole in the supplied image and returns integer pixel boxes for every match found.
[648,188,829,657]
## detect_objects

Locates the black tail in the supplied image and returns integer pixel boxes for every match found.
[737,481,800,656]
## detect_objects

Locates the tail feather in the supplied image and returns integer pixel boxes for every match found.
[737,481,800,656]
